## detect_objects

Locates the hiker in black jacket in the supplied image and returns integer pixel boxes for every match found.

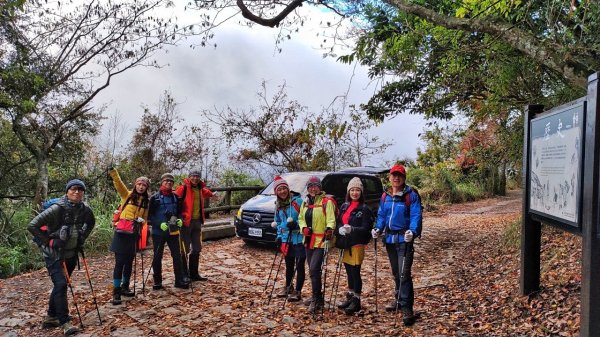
[335,177,373,315]
[28,179,95,336]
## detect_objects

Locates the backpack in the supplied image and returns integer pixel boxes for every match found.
[33,197,73,247]
[306,194,339,220]
[380,186,423,235]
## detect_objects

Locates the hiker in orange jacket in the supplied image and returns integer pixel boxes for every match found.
[174,168,215,281]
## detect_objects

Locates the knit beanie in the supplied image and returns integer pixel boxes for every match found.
[161,173,175,182]
[346,177,363,193]
[189,168,201,177]
[273,176,289,193]
[306,176,322,188]
[135,176,150,188]
[65,179,86,192]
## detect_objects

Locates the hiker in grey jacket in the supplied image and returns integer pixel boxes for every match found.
[28,179,95,336]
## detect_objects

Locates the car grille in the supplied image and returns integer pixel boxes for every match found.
[241,210,275,228]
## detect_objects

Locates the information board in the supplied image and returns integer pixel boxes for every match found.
[529,101,585,227]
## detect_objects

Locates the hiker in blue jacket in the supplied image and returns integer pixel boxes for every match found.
[147,173,189,290]
[372,164,422,326]
[271,176,305,302]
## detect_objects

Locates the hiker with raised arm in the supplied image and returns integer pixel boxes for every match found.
[148,173,189,290]
[108,167,150,304]
[298,176,337,315]
[372,164,422,326]
[271,176,305,302]
[174,168,215,282]
[28,179,95,336]
[334,177,373,315]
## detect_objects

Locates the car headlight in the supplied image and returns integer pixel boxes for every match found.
[236,208,242,219]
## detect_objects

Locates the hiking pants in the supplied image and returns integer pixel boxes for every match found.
[344,263,363,294]
[284,244,306,292]
[385,242,414,310]
[45,255,77,324]
[306,248,325,297]
[152,233,185,284]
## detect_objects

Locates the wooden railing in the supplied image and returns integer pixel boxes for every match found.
[204,186,265,215]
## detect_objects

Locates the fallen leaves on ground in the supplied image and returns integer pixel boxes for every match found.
[0,190,581,336]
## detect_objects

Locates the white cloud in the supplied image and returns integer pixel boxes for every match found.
[93,4,426,166]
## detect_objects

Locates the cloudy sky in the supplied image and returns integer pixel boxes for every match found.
[93,4,427,167]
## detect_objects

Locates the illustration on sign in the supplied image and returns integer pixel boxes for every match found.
[529,103,584,226]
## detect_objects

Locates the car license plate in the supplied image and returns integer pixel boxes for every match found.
[248,227,262,237]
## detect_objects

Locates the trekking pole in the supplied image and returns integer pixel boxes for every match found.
[278,232,295,312]
[143,238,164,288]
[394,242,409,328]
[266,249,284,305]
[264,237,280,292]
[179,233,193,292]
[62,260,83,329]
[374,239,378,313]
[140,248,145,296]
[133,242,138,296]
[319,240,330,319]
[328,248,344,311]
[80,250,102,325]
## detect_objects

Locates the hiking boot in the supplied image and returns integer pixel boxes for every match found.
[288,290,301,302]
[112,287,122,305]
[276,286,290,298]
[337,292,353,310]
[174,281,190,289]
[62,321,79,336]
[121,285,135,297]
[42,315,60,328]
[384,300,401,312]
[190,274,208,281]
[402,308,416,326]
[344,295,361,315]
[308,295,324,314]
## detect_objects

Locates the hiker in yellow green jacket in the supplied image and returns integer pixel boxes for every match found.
[298,176,336,314]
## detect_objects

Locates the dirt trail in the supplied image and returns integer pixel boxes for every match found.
[0,191,525,336]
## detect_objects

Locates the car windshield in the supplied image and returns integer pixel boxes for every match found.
[261,173,325,195]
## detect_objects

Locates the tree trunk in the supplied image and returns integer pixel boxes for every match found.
[33,154,49,210]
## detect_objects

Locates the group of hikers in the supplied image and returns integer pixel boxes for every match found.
[27,163,422,336]
[271,164,422,323]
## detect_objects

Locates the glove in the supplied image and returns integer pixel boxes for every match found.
[135,217,144,224]
[286,217,298,229]
[271,221,277,229]
[275,237,282,248]
[302,227,312,237]
[343,224,351,235]
[176,219,183,228]
[49,238,65,249]
[371,228,380,239]
[76,229,85,248]
[107,167,115,180]
[324,229,334,240]
[404,230,414,242]
[160,222,168,231]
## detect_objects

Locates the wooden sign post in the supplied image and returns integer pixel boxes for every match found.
[522,72,600,337]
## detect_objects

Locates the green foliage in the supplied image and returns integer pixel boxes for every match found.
[219,170,263,207]
[503,217,521,250]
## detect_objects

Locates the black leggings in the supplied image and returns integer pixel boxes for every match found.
[113,252,135,282]
[284,255,306,292]
[344,263,362,294]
